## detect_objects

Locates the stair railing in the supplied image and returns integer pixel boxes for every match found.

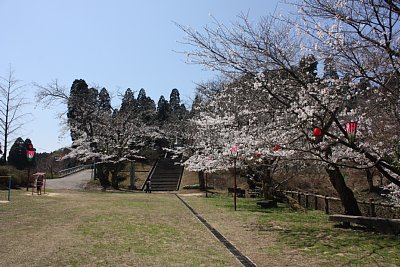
[141,160,159,191]
[176,162,185,191]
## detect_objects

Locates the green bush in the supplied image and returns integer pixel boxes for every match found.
[0,166,27,188]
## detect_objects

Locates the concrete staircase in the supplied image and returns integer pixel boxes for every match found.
[144,156,184,191]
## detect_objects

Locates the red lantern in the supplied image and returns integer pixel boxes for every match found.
[230,146,239,159]
[345,121,357,135]
[273,145,281,151]
[345,121,357,144]
[27,150,35,161]
[26,144,35,161]
[313,127,322,137]
[230,146,239,152]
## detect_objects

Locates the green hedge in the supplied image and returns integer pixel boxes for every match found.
[0,166,28,188]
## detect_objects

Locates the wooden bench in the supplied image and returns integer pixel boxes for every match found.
[248,189,261,198]
[257,199,277,208]
[329,214,400,235]
[228,187,245,198]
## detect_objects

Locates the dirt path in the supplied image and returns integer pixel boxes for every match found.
[45,169,92,190]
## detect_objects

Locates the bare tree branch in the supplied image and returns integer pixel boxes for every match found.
[0,65,31,161]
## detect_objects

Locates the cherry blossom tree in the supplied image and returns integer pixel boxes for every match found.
[177,2,400,212]
[293,0,400,203]
[67,107,160,189]
[385,183,400,205]
[184,78,293,200]
[36,80,162,190]
[295,2,400,139]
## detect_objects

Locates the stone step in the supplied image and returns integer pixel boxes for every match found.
[145,156,184,191]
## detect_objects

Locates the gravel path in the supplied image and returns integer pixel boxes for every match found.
[45,169,93,190]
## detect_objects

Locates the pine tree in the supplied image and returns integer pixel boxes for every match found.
[8,137,36,170]
[298,54,318,83]
[120,88,137,114]
[98,88,112,112]
[137,88,156,122]
[190,95,202,117]
[168,88,189,121]
[323,57,339,80]
[169,88,181,112]
[137,88,156,111]
[67,79,98,141]
[178,104,188,119]
[8,137,26,169]
[156,95,170,122]
[137,88,148,112]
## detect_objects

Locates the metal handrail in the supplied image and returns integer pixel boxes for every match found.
[141,160,158,191]
[57,165,92,177]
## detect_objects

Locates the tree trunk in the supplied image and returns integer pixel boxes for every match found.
[325,164,362,215]
[110,162,124,190]
[96,163,110,191]
[111,172,119,190]
[366,169,375,192]
[198,170,205,191]
[2,129,7,164]
[110,165,119,190]
[129,160,136,190]
[262,166,273,200]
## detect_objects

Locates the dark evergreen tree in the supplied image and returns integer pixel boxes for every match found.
[67,79,98,141]
[323,57,339,80]
[120,88,137,114]
[137,88,156,111]
[137,88,146,102]
[8,137,26,169]
[190,94,202,117]
[155,89,190,148]
[8,137,36,170]
[169,88,181,112]
[298,54,318,83]
[137,88,156,122]
[156,95,170,122]
[98,88,112,112]
[178,104,188,116]
[168,88,189,121]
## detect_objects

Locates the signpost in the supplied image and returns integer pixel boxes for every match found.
[26,143,35,191]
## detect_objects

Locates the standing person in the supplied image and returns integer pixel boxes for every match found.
[36,175,43,195]
[148,179,151,193]
[145,179,152,193]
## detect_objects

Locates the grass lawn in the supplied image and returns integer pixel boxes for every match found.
[0,190,240,267]
[1,190,399,267]
[181,194,400,266]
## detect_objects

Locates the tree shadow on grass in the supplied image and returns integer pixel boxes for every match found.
[204,194,400,265]
[256,211,400,266]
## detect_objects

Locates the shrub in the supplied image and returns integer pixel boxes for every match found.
[0,166,27,188]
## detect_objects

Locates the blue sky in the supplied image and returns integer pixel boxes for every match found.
[0,0,284,153]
